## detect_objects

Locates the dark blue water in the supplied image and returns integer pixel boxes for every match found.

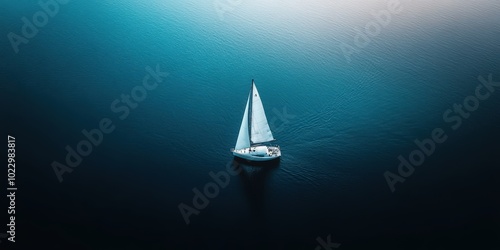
[1,1,500,249]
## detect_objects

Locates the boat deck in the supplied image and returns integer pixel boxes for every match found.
[231,145,281,158]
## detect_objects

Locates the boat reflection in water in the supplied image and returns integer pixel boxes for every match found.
[231,157,280,216]
[228,157,281,248]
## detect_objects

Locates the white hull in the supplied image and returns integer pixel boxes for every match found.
[231,146,281,162]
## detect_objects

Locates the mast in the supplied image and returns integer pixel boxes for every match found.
[248,79,254,144]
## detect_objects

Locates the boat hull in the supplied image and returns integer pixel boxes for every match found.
[231,146,281,162]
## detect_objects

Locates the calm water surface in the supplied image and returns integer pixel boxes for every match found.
[1,1,500,249]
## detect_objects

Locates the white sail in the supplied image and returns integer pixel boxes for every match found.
[235,93,251,150]
[250,82,274,144]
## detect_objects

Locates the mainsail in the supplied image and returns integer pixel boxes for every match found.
[250,82,274,144]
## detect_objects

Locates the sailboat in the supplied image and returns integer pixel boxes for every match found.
[230,80,281,161]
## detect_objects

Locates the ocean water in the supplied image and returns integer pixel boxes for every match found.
[1,1,500,249]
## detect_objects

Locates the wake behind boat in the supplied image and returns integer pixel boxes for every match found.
[230,80,281,161]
